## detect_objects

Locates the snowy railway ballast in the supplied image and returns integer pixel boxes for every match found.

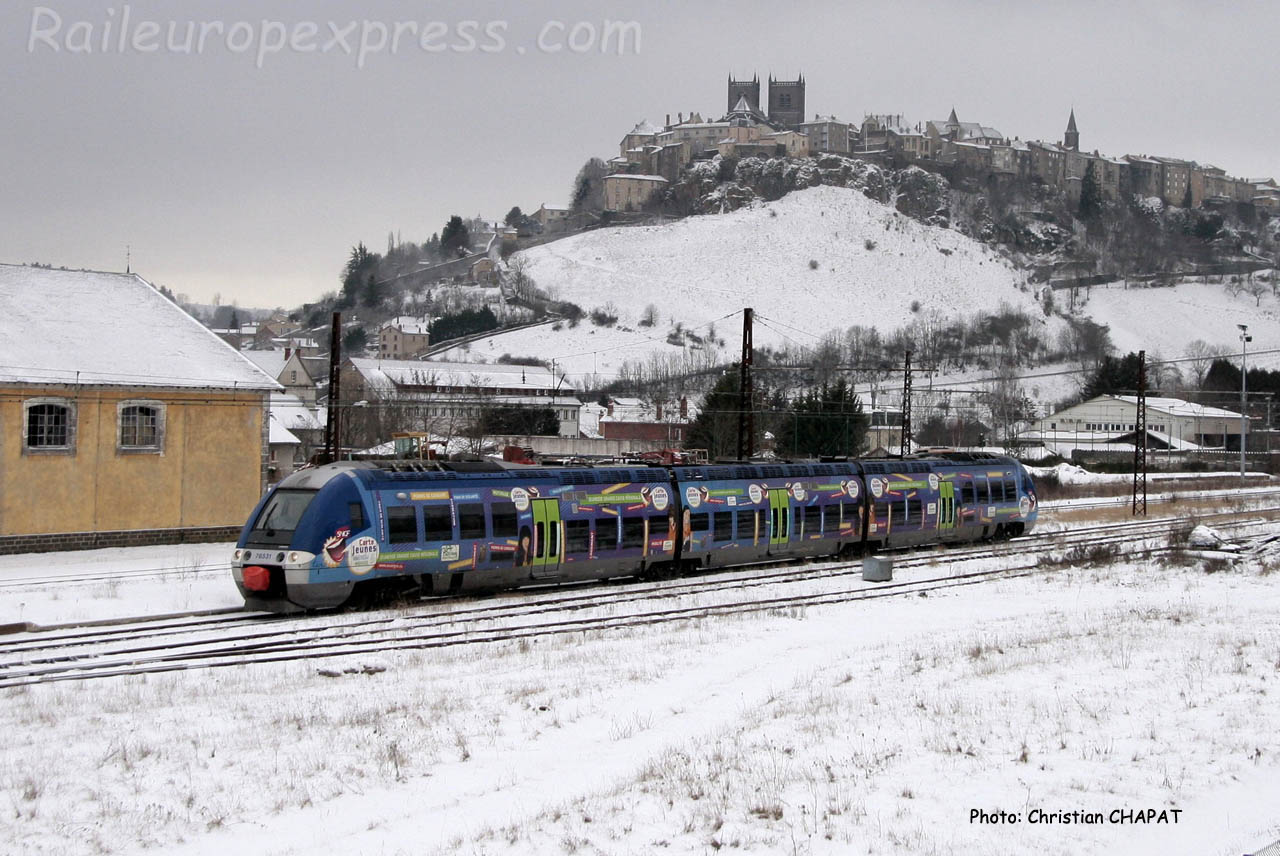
[231,455,1038,613]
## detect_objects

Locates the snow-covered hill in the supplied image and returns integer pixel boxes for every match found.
[431,186,1278,393]
[434,185,1058,384]
[1081,277,1280,362]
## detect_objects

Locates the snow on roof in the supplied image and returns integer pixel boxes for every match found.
[604,174,669,183]
[381,316,431,335]
[1113,395,1241,420]
[243,350,287,378]
[627,119,661,136]
[271,392,324,432]
[349,357,573,394]
[268,417,301,445]
[0,264,279,390]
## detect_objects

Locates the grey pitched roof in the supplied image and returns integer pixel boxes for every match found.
[0,264,280,390]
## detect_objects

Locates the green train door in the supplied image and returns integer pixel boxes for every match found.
[768,489,791,549]
[938,481,956,533]
[531,498,561,578]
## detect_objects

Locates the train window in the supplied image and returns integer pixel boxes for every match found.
[621,517,645,549]
[387,506,418,544]
[490,502,518,538]
[713,512,733,540]
[565,520,590,554]
[690,512,710,531]
[874,501,892,525]
[1004,480,1016,502]
[534,522,545,558]
[423,505,452,542]
[966,482,978,506]
[458,503,485,539]
[803,505,822,535]
[349,502,366,531]
[905,497,922,525]
[736,510,757,540]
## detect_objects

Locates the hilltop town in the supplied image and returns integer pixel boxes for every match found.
[599,74,1279,216]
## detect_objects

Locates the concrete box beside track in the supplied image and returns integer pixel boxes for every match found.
[862,556,893,582]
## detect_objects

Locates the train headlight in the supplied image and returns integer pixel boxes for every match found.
[283,551,315,569]
[233,549,242,562]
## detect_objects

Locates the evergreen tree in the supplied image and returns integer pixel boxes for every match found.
[341,242,379,304]
[1078,160,1102,221]
[504,206,524,227]
[1082,352,1146,399]
[342,326,369,354]
[686,367,751,460]
[361,273,381,307]
[440,215,471,256]
[570,158,607,212]
[777,380,869,458]
[1181,183,1193,209]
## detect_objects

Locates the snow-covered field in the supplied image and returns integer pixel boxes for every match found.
[0,542,239,627]
[4,508,1280,855]
[433,186,1059,383]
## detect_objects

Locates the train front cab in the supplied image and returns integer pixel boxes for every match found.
[233,463,374,612]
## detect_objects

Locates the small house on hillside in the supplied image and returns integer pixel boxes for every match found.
[244,348,322,405]
[378,316,432,359]
[0,264,280,550]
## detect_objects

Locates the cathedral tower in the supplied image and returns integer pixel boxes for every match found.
[727,74,761,115]
[767,74,806,127]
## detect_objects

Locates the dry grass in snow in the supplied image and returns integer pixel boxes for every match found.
[3,553,1280,856]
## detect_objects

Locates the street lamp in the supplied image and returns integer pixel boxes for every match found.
[1239,324,1252,479]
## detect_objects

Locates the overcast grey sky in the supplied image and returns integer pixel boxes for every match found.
[3,0,1278,308]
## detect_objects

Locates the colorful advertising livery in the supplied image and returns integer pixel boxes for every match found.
[232,455,1037,612]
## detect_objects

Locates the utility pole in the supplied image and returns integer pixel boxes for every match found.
[737,308,754,460]
[323,312,343,464]
[900,349,913,458]
[1132,350,1147,516]
[1239,324,1251,480]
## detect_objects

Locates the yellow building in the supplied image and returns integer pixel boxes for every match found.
[0,264,279,549]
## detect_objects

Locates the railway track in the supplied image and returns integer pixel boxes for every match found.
[3,508,1275,689]
[1038,484,1280,512]
[3,504,1255,648]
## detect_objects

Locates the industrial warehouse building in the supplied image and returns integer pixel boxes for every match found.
[1026,394,1246,458]
[0,264,280,552]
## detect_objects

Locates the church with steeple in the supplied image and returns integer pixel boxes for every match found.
[1064,109,1079,151]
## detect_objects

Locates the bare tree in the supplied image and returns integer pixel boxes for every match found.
[1184,339,1229,389]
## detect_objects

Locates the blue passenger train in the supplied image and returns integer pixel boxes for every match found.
[232,455,1038,613]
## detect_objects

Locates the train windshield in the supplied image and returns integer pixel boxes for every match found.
[249,489,316,545]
